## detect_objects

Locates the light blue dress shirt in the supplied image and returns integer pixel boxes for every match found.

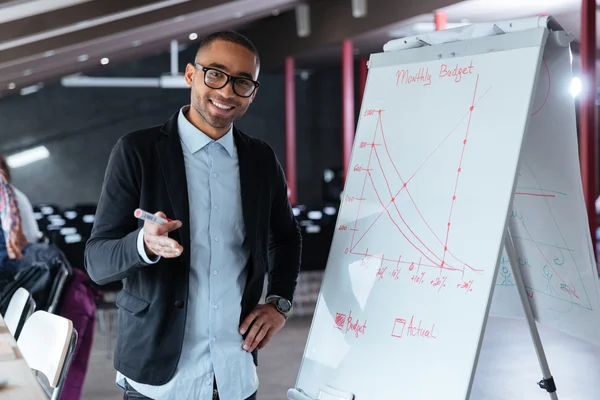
[115,105,259,400]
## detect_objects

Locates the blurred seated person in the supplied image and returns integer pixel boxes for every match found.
[0,155,41,244]
[0,166,28,284]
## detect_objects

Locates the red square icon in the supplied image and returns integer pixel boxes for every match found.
[391,318,406,338]
[334,313,347,330]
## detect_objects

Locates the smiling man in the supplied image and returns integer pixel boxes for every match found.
[84,31,302,400]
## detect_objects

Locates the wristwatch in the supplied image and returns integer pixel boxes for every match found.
[267,296,292,318]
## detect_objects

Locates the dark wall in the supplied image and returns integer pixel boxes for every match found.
[0,46,348,209]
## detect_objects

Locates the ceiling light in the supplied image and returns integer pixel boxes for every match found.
[20,83,44,96]
[77,54,89,62]
[295,4,310,37]
[8,83,15,89]
[323,206,337,216]
[272,9,280,16]
[308,210,323,220]
[234,11,244,18]
[189,33,198,40]
[44,50,55,57]
[351,0,367,18]
[23,69,32,76]
[132,40,142,47]
[6,146,50,168]
[100,57,109,65]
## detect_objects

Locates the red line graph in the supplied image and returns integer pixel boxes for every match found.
[348,75,490,278]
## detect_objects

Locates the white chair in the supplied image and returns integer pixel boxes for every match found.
[4,287,35,339]
[17,311,78,400]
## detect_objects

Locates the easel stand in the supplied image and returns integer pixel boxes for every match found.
[503,224,558,399]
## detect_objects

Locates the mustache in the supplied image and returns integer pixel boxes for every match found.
[209,96,239,107]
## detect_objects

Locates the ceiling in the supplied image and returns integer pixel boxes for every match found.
[0,0,598,99]
[0,0,306,97]
[291,1,599,70]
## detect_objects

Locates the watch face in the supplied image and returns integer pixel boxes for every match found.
[277,298,291,312]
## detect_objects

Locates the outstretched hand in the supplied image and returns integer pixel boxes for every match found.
[142,211,183,258]
[239,303,286,353]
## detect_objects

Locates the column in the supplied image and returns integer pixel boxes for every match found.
[435,10,447,31]
[285,56,297,205]
[579,0,597,258]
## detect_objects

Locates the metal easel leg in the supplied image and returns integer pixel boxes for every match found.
[503,230,559,399]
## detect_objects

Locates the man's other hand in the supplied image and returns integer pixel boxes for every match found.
[143,211,183,258]
[239,303,286,352]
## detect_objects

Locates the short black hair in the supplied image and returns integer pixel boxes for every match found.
[195,30,260,70]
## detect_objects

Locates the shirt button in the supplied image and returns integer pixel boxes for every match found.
[214,204,219,210]
[213,270,218,275]
[214,304,219,309]
[212,337,216,342]
[214,236,219,242]
[212,172,218,178]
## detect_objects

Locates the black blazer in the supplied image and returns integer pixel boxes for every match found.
[84,110,302,385]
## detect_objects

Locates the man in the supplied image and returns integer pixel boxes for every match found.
[84,31,302,400]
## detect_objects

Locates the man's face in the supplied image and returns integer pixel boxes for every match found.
[185,39,259,132]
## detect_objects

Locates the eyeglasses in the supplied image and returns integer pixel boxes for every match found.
[195,63,259,98]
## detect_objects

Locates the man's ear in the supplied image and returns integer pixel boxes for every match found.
[184,63,195,87]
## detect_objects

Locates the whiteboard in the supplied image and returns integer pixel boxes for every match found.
[294,32,546,399]
[489,34,600,345]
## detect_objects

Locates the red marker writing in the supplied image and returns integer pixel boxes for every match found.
[134,208,171,224]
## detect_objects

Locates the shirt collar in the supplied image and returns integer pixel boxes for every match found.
[177,105,234,156]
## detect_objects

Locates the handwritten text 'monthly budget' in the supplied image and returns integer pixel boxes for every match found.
[396,60,475,87]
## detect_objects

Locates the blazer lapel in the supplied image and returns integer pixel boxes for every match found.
[157,112,191,266]
[234,127,259,250]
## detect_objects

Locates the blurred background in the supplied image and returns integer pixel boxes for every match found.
[0,0,598,399]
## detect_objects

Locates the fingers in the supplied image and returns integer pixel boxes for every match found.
[257,330,275,350]
[243,321,268,353]
[144,218,182,236]
[239,310,258,336]
[155,248,182,258]
[145,235,181,250]
[155,211,167,219]
[240,305,286,352]
[144,236,183,258]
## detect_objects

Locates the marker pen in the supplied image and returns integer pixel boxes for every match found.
[134,208,170,224]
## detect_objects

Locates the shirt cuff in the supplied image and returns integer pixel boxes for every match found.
[137,229,160,264]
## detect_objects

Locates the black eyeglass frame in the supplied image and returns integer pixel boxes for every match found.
[195,63,260,98]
